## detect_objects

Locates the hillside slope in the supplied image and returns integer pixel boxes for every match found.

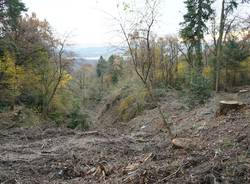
[0,91,249,184]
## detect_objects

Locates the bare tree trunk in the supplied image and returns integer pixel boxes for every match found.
[215,0,225,92]
[117,0,174,139]
[41,38,67,117]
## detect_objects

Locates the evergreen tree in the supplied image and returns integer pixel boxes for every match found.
[96,56,108,90]
[108,55,120,84]
[180,0,214,72]
[0,0,27,57]
[0,0,27,36]
[96,56,107,78]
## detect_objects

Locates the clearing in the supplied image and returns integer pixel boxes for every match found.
[0,90,249,184]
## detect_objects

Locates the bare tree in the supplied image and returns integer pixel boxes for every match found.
[178,41,195,69]
[158,36,179,86]
[213,0,250,91]
[41,33,73,116]
[117,0,174,139]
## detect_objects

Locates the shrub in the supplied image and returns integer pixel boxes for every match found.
[18,108,42,127]
[154,87,170,98]
[0,100,11,112]
[67,107,89,130]
[186,71,212,107]
[48,111,65,126]
[118,88,149,122]
[118,95,135,121]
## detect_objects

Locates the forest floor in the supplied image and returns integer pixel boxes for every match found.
[0,89,250,184]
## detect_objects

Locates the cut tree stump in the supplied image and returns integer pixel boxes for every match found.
[217,100,245,116]
[238,89,248,93]
[238,89,250,105]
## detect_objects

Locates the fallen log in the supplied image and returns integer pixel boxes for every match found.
[76,131,99,137]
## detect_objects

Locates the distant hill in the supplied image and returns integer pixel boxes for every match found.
[73,57,99,70]
[72,46,123,59]
[70,46,124,68]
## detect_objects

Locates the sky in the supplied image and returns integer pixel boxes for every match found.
[22,0,250,48]
[22,0,186,47]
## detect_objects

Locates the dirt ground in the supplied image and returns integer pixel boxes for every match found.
[0,91,249,184]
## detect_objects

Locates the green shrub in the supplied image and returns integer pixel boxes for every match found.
[118,95,135,121]
[48,111,65,126]
[67,108,89,130]
[18,108,42,127]
[154,88,169,98]
[117,88,149,122]
[0,100,11,112]
[186,71,212,107]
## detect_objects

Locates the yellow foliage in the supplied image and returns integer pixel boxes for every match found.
[177,62,187,78]
[118,95,134,114]
[22,68,40,89]
[0,52,25,94]
[118,88,148,122]
[154,69,164,81]
[240,57,250,71]
[103,74,113,88]
[51,91,74,114]
[203,66,213,78]
[135,89,148,104]
[59,72,72,87]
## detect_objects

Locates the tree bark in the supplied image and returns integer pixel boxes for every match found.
[215,0,226,92]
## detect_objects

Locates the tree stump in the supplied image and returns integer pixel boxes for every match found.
[238,89,250,105]
[238,89,248,93]
[217,100,244,116]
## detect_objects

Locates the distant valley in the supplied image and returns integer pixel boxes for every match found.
[71,46,123,66]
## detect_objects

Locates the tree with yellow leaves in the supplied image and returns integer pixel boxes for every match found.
[0,51,25,109]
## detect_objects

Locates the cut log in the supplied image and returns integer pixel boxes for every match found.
[217,100,244,116]
[171,138,195,149]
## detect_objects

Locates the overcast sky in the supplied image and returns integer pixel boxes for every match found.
[22,0,249,48]
[22,0,186,47]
